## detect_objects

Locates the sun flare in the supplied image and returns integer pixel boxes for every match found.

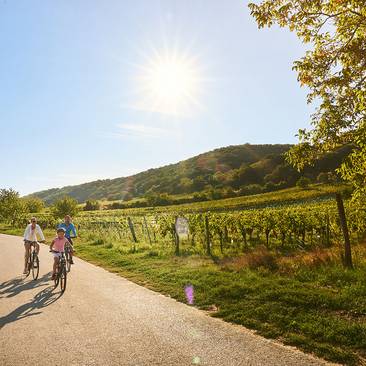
[136,49,203,115]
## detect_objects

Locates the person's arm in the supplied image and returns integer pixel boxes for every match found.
[37,225,45,242]
[50,239,55,251]
[23,225,29,240]
[66,239,74,253]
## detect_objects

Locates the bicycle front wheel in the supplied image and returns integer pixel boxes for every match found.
[54,269,60,289]
[31,253,39,280]
[65,251,71,272]
[60,265,67,293]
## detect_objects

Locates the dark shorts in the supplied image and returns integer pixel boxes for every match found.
[24,240,37,246]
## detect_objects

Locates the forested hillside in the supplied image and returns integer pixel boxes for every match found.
[29,143,351,204]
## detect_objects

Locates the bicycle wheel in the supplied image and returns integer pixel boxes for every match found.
[54,267,60,289]
[60,264,67,292]
[31,253,39,280]
[65,251,71,273]
[25,255,31,277]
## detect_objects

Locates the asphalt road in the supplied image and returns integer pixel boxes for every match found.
[0,233,336,366]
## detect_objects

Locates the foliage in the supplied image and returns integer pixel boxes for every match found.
[51,196,79,219]
[248,0,366,202]
[0,188,26,224]
[22,196,45,213]
[84,200,101,211]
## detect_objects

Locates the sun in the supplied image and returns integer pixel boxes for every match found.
[136,49,202,116]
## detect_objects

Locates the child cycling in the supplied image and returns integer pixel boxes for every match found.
[50,227,72,280]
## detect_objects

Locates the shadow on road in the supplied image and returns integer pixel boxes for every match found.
[0,282,63,329]
[0,272,51,298]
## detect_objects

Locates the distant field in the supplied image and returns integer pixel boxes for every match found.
[79,183,348,217]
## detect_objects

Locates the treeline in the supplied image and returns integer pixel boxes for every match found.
[28,143,351,205]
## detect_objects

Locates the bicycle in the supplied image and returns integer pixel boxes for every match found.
[25,241,40,280]
[50,250,67,292]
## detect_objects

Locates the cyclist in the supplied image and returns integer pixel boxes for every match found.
[58,215,77,264]
[50,227,71,280]
[23,217,45,274]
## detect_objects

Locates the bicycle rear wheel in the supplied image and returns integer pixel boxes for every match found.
[31,253,39,280]
[60,265,67,292]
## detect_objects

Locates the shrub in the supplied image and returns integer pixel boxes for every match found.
[296,177,311,189]
[246,246,278,271]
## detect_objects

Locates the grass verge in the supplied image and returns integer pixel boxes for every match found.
[74,240,366,365]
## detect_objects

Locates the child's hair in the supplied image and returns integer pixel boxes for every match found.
[57,228,66,233]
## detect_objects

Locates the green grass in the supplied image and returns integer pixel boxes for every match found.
[67,238,366,365]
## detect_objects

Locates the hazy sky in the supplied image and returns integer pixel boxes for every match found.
[0,0,313,195]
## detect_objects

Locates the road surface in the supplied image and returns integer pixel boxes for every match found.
[0,234,335,366]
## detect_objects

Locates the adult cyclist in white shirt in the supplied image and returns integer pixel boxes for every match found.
[23,217,45,274]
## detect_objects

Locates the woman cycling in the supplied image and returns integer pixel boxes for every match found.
[23,217,45,274]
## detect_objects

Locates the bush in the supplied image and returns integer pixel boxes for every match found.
[296,177,311,189]
[246,246,278,271]
[51,196,79,219]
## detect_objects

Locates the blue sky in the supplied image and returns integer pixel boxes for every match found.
[0,0,313,195]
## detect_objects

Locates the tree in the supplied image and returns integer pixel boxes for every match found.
[0,188,26,224]
[51,196,79,219]
[23,196,45,213]
[83,200,101,211]
[249,1,366,202]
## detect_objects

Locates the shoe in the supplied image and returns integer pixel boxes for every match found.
[70,259,74,265]
[23,269,28,274]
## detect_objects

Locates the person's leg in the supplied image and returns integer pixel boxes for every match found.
[68,239,74,264]
[24,242,31,273]
[52,257,59,278]
[35,242,40,255]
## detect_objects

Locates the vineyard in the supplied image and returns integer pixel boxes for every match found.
[13,198,366,257]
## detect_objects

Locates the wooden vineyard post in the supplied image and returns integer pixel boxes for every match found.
[326,214,330,247]
[205,216,211,256]
[127,217,138,243]
[172,222,180,256]
[335,193,353,269]
[143,216,152,245]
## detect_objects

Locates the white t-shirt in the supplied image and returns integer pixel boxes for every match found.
[23,224,45,242]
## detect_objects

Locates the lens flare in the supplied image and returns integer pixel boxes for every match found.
[185,284,194,305]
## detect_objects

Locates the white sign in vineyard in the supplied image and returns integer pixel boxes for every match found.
[175,217,189,238]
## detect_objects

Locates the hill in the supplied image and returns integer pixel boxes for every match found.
[29,143,352,205]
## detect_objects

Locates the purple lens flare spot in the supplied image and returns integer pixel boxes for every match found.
[185,284,194,305]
